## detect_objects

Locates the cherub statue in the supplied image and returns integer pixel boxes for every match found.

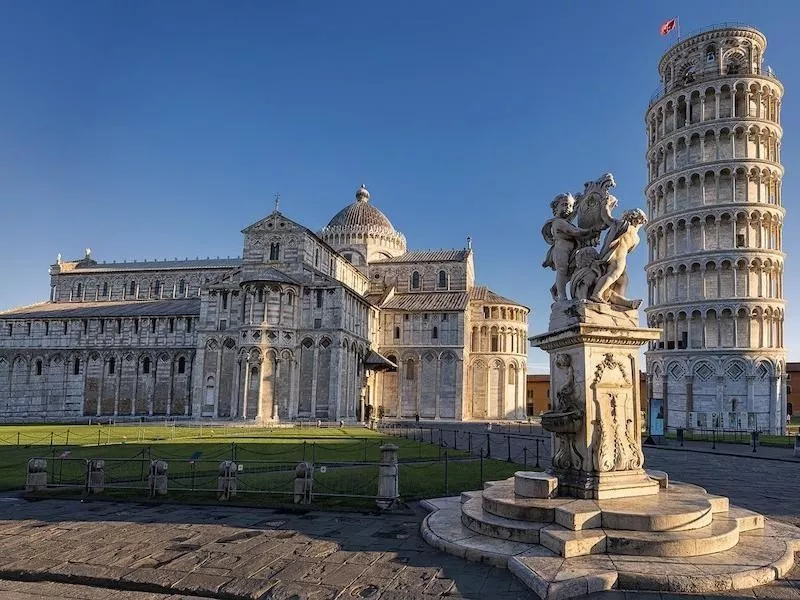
[589,208,648,308]
[569,247,602,301]
[541,193,599,302]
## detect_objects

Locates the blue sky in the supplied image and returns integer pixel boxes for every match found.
[1,1,797,372]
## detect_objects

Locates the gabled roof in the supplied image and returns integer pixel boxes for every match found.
[469,286,527,308]
[372,249,471,264]
[0,299,201,319]
[380,292,469,312]
[239,266,299,285]
[62,258,241,273]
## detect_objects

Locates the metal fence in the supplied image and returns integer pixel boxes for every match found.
[377,422,551,468]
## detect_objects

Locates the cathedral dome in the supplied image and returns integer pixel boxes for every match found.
[324,185,396,232]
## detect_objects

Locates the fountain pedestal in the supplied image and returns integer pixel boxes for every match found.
[530,311,661,499]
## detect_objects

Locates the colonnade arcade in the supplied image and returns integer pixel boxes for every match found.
[647,304,784,351]
[647,257,783,305]
[647,209,783,260]
[647,166,782,219]
[648,80,782,145]
[648,128,781,184]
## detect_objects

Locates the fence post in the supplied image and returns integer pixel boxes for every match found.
[17,432,20,446]
[523,446,528,467]
[507,435,512,462]
[302,440,307,461]
[377,444,400,510]
[486,433,491,458]
[468,432,472,453]
[444,450,449,495]
[535,439,540,468]
[50,432,54,448]
[480,448,484,486]
[65,430,70,447]
[712,429,716,450]
[231,442,235,461]
[453,429,458,450]
[97,430,101,447]
[312,442,317,463]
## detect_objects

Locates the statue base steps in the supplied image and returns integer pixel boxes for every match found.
[421,476,800,599]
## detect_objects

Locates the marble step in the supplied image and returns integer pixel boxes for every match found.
[482,481,572,523]
[597,487,714,531]
[461,497,546,543]
[422,495,800,599]
[605,518,740,557]
[717,506,765,532]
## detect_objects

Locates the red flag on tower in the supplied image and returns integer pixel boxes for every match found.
[660,18,677,36]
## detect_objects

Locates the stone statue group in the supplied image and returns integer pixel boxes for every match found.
[542,173,647,310]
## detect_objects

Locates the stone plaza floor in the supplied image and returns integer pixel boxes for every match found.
[0,437,798,599]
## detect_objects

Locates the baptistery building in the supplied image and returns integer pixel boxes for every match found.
[0,186,529,423]
[644,25,787,434]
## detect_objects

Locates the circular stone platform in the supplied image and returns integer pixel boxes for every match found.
[420,476,800,599]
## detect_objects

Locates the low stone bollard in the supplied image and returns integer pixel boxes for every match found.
[26,458,48,492]
[218,460,238,499]
[293,461,313,504]
[376,443,400,510]
[148,460,168,497]
[87,459,105,494]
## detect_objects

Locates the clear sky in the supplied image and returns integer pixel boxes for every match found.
[0,1,797,373]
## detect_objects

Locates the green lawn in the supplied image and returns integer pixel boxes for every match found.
[1,424,524,509]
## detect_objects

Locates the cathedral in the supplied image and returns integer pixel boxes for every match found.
[0,186,529,423]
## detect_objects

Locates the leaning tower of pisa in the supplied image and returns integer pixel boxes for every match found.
[644,25,787,435]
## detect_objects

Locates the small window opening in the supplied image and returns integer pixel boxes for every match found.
[151,318,156,333]
[178,357,186,374]
[109,358,116,375]
[35,360,42,376]
[73,357,80,375]
[169,318,175,333]
[432,326,438,340]
[142,357,150,374]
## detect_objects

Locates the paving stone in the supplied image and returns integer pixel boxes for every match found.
[219,576,277,600]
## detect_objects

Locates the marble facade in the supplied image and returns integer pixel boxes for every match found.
[0,186,528,422]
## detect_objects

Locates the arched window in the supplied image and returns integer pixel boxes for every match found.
[315,248,320,267]
[222,291,228,310]
[269,242,280,261]
[35,360,42,376]
[432,326,438,340]
[257,288,264,303]
[73,357,80,375]
[438,270,448,289]
[76,283,82,298]
[102,282,108,297]
[394,326,400,339]
[129,281,136,296]
[286,291,294,306]
[411,271,421,290]
[153,280,161,297]
[108,357,115,375]
[178,357,186,374]
[178,279,186,295]
[142,357,150,374]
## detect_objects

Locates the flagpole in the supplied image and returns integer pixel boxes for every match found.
[676,17,681,40]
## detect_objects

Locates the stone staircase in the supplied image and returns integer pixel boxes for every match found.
[421,472,800,599]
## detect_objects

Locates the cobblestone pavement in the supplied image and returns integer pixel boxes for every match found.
[2,428,800,600]
[0,497,530,600]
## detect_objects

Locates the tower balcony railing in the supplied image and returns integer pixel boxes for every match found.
[648,65,779,107]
